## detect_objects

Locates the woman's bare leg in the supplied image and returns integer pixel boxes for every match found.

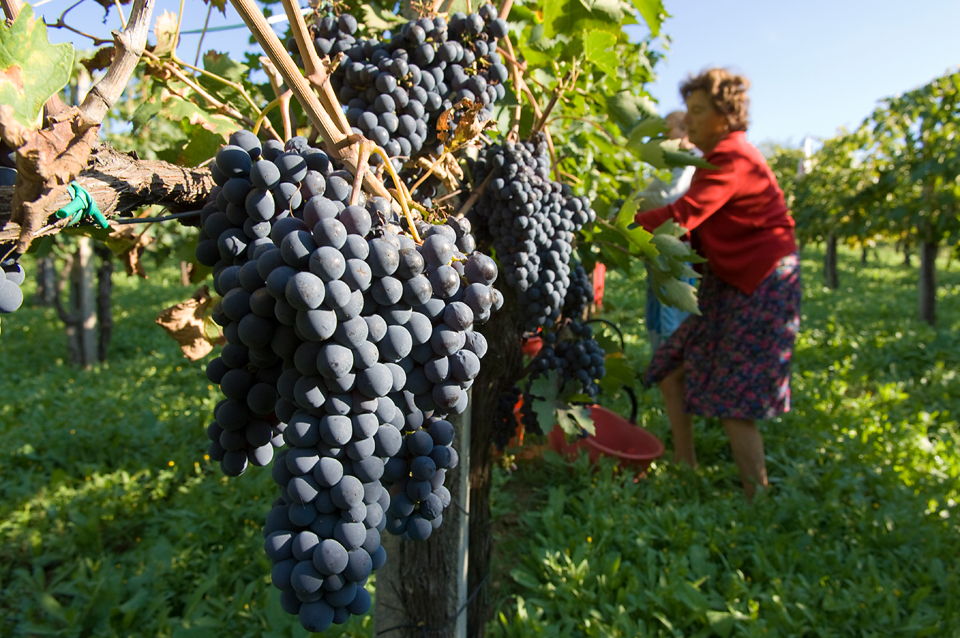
[658,366,696,468]
[721,418,768,500]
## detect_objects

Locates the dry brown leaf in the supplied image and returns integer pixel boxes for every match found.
[155,285,223,361]
[0,105,100,253]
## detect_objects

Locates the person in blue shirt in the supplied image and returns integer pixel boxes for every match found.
[638,111,699,350]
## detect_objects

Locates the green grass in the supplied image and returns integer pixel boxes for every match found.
[0,266,371,637]
[488,245,960,636]
[1,245,958,637]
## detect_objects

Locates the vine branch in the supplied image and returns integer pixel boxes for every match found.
[80,0,156,123]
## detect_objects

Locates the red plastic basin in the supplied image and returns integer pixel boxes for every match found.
[548,404,664,473]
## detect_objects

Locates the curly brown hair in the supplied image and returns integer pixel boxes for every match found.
[680,68,750,132]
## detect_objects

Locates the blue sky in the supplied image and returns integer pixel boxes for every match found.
[632,0,960,147]
[35,0,960,148]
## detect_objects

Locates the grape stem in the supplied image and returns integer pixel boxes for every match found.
[229,0,395,201]
[368,144,422,244]
[79,0,156,124]
[456,171,493,218]
[498,0,513,19]
[142,50,284,142]
[277,0,352,136]
[252,94,293,140]
[258,56,295,140]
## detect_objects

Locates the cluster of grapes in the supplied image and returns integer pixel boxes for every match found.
[196,129,323,476]
[289,5,509,173]
[381,411,456,540]
[527,322,606,400]
[491,384,522,450]
[468,138,596,333]
[0,252,25,315]
[195,129,499,632]
[561,262,593,321]
[1,143,25,316]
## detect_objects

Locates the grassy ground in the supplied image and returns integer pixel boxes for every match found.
[487,245,960,636]
[0,266,370,637]
[1,245,958,637]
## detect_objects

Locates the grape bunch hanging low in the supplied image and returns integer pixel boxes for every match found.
[195,129,500,632]
[527,321,606,400]
[467,137,596,333]
[288,5,509,175]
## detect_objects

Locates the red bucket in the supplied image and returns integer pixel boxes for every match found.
[521,336,543,358]
[548,404,664,474]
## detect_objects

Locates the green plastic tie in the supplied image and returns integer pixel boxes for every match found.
[55,182,108,229]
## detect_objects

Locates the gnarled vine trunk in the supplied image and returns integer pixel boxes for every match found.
[466,289,523,636]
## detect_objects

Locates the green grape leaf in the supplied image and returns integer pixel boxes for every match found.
[650,273,699,315]
[529,371,562,435]
[650,233,690,259]
[598,353,637,396]
[178,125,225,168]
[363,4,406,31]
[557,404,595,438]
[0,4,75,128]
[582,30,618,78]
[604,91,658,133]
[543,0,621,40]
[628,115,668,140]
[629,0,666,37]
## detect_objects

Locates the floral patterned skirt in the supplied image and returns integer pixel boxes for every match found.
[645,253,802,420]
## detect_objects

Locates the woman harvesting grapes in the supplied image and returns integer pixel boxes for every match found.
[633,68,801,499]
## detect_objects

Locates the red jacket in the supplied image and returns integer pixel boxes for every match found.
[634,131,797,295]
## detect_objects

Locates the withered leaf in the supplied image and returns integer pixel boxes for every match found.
[155,285,223,361]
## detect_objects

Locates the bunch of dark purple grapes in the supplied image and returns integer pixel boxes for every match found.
[527,322,606,400]
[288,5,509,174]
[468,138,597,333]
[196,129,500,632]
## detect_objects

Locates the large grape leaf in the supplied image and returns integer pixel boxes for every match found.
[527,371,595,437]
[0,4,74,128]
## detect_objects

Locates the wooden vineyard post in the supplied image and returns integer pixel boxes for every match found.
[374,393,472,638]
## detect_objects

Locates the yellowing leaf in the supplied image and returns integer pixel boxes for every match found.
[0,4,74,128]
[153,11,180,57]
